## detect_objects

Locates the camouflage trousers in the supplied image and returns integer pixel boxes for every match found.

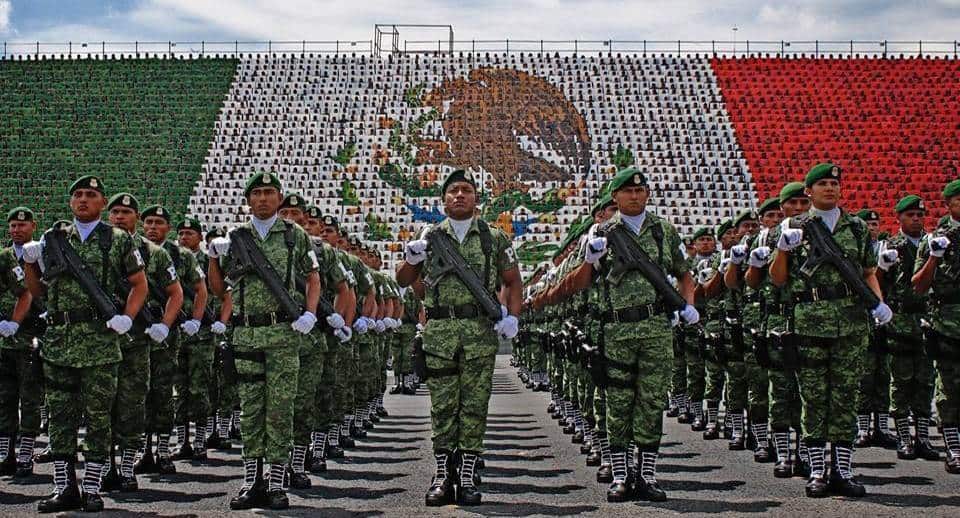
[744,349,769,422]
[392,327,416,376]
[604,322,671,450]
[0,346,43,437]
[887,334,934,419]
[565,360,580,405]
[235,345,300,464]
[113,343,150,450]
[146,344,178,433]
[316,337,340,430]
[796,334,866,442]
[579,367,595,421]
[767,336,801,430]
[357,335,377,404]
[293,339,326,445]
[857,349,891,413]
[671,333,687,397]
[175,333,215,423]
[593,387,607,430]
[529,337,546,373]
[684,328,706,403]
[45,361,118,462]
[334,342,357,418]
[378,335,389,397]
[211,342,239,416]
[935,354,960,427]
[704,356,726,403]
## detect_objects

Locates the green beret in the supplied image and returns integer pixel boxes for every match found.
[305,205,323,220]
[177,217,203,233]
[733,209,759,228]
[804,163,841,187]
[322,215,340,229]
[440,169,477,195]
[894,194,925,214]
[206,227,225,240]
[855,209,880,222]
[682,235,693,245]
[244,171,282,197]
[779,182,807,204]
[692,227,713,241]
[943,179,960,199]
[716,219,733,239]
[590,193,614,216]
[141,204,170,223]
[758,197,780,215]
[6,206,34,222]
[280,193,306,210]
[68,175,105,195]
[347,235,361,247]
[608,166,648,193]
[107,192,139,212]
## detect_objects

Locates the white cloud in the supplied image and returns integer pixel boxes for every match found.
[0,1,11,34]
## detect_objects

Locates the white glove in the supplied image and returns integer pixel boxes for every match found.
[326,313,346,330]
[405,239,428,265]
[719,257,732,273]
[670,312,680,328]
[494,315,519,339]
[180,319,201,336]
[777,228,803,251]
[106,314,133,335]
[585,237,608,265]
[373,319,386,334]
[930,236,951,258]
[334,326,352,343]
[666,275,678,289]
[877,245,900,271]
[748,246,772,268]
[211,321,228,334]
[679,304,700,325]
[697,268,716,285]
[291,311,317,335]
[871,302,893,326]
[729,244,748,265]
[416,322,425,332]
[383,317,400,329]
[208,237,231,258]
[146,323,169,343]
[0,320,20,338]
[22,242,42,264]
[353,316,370,334]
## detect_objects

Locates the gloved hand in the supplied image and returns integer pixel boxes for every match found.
[146,323,169,343]
[494,315,519,339]
[353,316,370,334]
[22,242,42,264]
[0,320,20,338]
[584,237,608,265]
[106,314,133,335]
[877,244,900,271]
[334,326,352,343]
[748,246,772,268]
[697,268,716,285]
[405,239,428,265]
[373,319,386,334]
[930,236,951,258]
[679,304,700,325]
[666,275,678,289]
[383,317,400,329]
[325,313,346,330]
[291,311,317,335]
[416,322,425,332]
[872,302,893,325]
[180,319,201,336]
[208,237,231,258]
[777,228,803,251]
[729,244,748,265]
[670,312,680,328]
[719,257,732,273]
[211,321,228,334]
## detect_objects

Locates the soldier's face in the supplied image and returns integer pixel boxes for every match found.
[721,229,738,248]
[695,236,716,255]
[178,229,202,251]
[247,187,283,219]
[8,220,36,245]
[806,179,840,210]
[143,216,171,244]
[737,220,760,238]
[70,189,106,222]
[898,209,925,237]
[865,220,881,240]
[108,206,138,233]
[613,186,649,216]
[279,207,306,226]
[304,218,322,237]
[948,195,960,219]
[761,209,784,228]
[781,197,811,217]
[444,182,477,220]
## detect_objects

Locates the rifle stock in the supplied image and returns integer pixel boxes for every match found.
[791,215,880,309]
[424,230,502,320]
[600,224,687,312]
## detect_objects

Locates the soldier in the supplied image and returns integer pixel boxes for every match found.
[853,209,897,449]
[0,207,43,479]
[769,163,891,497]
[139,205,210,462]
[397,169,522,506]
[344,235,380,440]
[684,227,717,431]
[878,195,939,461]
[553,167,698,502]
[207,172,322,510]
[911,179,960,475]
[22,175,148,513]
[393,284,424,395]
[102,194,183,490]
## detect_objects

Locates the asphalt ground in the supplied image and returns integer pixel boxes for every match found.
[1,354,958,517]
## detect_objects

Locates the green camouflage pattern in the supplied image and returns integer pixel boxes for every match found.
[0,247,30,350]
[45,361,118,462]
[795,333,867,441]
[112,341,149,449]
[146,345,178,433]
[235,346,300,464]
[0,348,42,435]
[293,343,324,445]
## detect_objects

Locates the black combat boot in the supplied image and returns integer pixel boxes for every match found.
[895,416,917,460]
[914,417,941,461]
[230,459,267,510]
[310,432,328,473]
[803,444,829,498]
[690,401,706,431]
[37,458,81,513]
[100,447,121,492]
[605,450,632,502]
[457,450,483,505]
[772,431,792,478]
[853,414,871,448]
[634,448,667,502]
[728,412,746,450]
[0,436,15,476]
[134,434,158,474]
[703,404,719,440]
[943,426,960,474]
[425,450,456,506]
[870,413,898,449]
[828,443,865,497]
[288,446,312,489]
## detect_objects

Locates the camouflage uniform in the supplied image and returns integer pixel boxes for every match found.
[168,241,212,432]
[393,286,422,386]
[697,253,726,432]
[856,237,893,443]
[314,243,353,442]
[337,252,372,436]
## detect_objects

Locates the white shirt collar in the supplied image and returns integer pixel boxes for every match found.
[448,216,473,244]
[250,214,278,239]
[12,242,24,260]
[620,211,646,234]
[810,207,841,232]
[73,218,101,243]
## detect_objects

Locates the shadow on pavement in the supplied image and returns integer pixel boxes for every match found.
[458,502,599,516]
[647,497,782,514]
[483,481,586,495]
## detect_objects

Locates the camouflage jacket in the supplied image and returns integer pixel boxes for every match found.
[161,240,202,318]
[0,247,29,350]
[880,231,924,339]
[915,218,960,338]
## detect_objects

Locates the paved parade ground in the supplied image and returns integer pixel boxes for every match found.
[1,355,958,517]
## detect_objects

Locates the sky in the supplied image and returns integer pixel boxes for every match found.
[1,1,959,51]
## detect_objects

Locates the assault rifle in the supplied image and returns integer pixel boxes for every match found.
[597,224,687,313]
[423,229,502,321]
[225,228,303,322]
[42,227,124,321]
